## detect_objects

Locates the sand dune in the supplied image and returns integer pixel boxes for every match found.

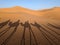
[0,6,60,45]
[38,7,60,20]
[0,6,39,16]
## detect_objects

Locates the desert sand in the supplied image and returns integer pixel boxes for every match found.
[0,6,60,45]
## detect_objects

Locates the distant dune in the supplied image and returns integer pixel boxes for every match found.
[38,7,60,20]
[0,6,39,16]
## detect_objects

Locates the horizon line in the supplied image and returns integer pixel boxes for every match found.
[0,6,60,10]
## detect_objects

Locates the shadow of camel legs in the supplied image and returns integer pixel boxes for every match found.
[42,24,60,35]
[21,27,25,45]
[0,20,10,29]
[0,27,11,37]
[1,20,20,45]
[31,22,59,45]
[1,27,18,45]
[21,21,38,45]
[29,28,38,45]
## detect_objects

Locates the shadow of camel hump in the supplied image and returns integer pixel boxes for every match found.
[21,21,38,45]
[0,20,10,29]
[21,21,31,29]
[1,20,20,45]
[31,22,59,45]
[31,22,41,29]
[8,20,20,27]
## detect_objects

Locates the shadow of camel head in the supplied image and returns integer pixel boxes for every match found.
[8,20,20,27]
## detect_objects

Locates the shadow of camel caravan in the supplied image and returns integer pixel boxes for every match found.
[20,21,38,45]
[0,20,10,29]
[31,22,59,45]
[0,20,59,45]
[0,20,10,37]
[1,20,20,45]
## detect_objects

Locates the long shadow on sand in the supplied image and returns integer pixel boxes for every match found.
[1,20,20,45]
[0,20,10,29]
[0,20,10,37]
[31,22,59,45]
[47,23,60,30]
[21,21,38,45]
[0,20,59,45]
[42,24,60,35]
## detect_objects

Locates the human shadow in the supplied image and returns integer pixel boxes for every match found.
[31,22,59,45]
[1,20,20,45]
[20,21,38,45]
[0,20,10,29]
[47,23,60,29]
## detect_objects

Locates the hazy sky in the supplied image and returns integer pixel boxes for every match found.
[0,0,60,10]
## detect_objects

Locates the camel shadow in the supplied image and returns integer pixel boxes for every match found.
[47,23,60,29]
[0,20,10,37]
[1,20,20,45]
[42,23,60,35]
[31,22,59,45]
[0,20,10,29]
[20,21,38,45]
